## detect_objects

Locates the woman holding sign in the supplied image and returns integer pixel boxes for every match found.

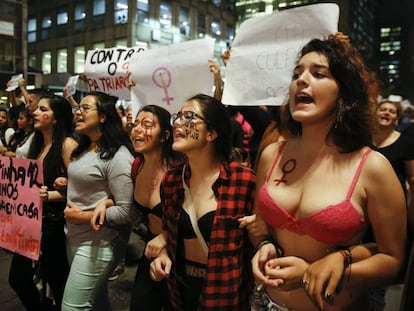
[250,34,406,311]
[9,94,77,310]
[62,91,135,310]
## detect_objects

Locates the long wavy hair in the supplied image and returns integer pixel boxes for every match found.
[187,93,232,163]
[283,34,378,153]
[28,95,73,160]
[72,91,135,160]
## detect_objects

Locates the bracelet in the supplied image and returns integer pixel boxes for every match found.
[337,246,352,282]
[45,191,49,202]
[256,239,284,257]
[256,240,273,250]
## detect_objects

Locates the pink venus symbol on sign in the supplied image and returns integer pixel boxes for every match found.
[152,67,174,105]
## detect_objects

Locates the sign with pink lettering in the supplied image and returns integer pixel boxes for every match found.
[84,46,147,100]
[0,157,43,260]
[129,38,215,115]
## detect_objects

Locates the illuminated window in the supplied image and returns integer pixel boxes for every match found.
[74,46,85,74]
[57,49,67,73]
[74,2,86,20]
[160,1,172,30]
[29,55,37,68]
[74,2,86,32]
[28,18,37,43]
[42,51,51,74]
[211,19,221,40]
[137,0,150,24]
[57,11,68,25]
[115,0,128,24]
[93,0,106,28]
[115,38,127,47]
[179,8,190,37]
[41,16,52,40]
[93,42,105,49]
[93,0,106,15]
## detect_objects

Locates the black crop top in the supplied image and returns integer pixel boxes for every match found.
[179,208,215,243]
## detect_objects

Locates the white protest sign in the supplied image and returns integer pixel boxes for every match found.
[222,3,339,106]
[84,46,146,100]
[6,74,23,92]
[64,75,79,97]
[129,38,215,116]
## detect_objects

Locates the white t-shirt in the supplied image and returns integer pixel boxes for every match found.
[0,128,15,147]
[16,131,34,158]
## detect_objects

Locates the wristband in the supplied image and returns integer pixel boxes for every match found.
[336,246,352,282]
[256,239,284,257]
[256,240,273,250]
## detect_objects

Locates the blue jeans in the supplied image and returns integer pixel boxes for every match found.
[62,237,125,310]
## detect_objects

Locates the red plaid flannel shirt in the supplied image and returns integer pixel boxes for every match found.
[161,161,256,310]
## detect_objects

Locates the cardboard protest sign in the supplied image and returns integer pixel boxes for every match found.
[65,75,79,97]
[84,46,146,100]
[129,38,215,116]
[222,3,339,106]
[6,74,23,92]
[0,157,43,260]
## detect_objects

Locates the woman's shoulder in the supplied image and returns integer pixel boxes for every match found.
[256,140,288,170]
[361,147,395,177]
[109,145,135,165]
[63,136,78,150]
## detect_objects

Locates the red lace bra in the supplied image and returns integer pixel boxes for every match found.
[258,142,369,245]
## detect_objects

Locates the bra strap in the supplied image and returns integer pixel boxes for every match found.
[182,165,209,256]
[266,141,288,183]
[346,148,372,199]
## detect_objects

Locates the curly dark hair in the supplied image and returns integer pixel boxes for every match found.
[72,91,135,160]
[283,34,378,153]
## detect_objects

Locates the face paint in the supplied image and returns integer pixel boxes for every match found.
[185,121,200,140]
[274,159,297,186]
[42,114,50,123]
[144,127,153,140]
[139,116,155,141]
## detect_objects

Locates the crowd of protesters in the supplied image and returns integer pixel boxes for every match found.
[1,31,413,311]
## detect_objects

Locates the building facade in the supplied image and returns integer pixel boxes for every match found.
[26,0,236,90]
[0,0,26,104]
[235,0,379,67]
[234,0,413,101]
[377,0,414,101]
[2,0,413,101]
